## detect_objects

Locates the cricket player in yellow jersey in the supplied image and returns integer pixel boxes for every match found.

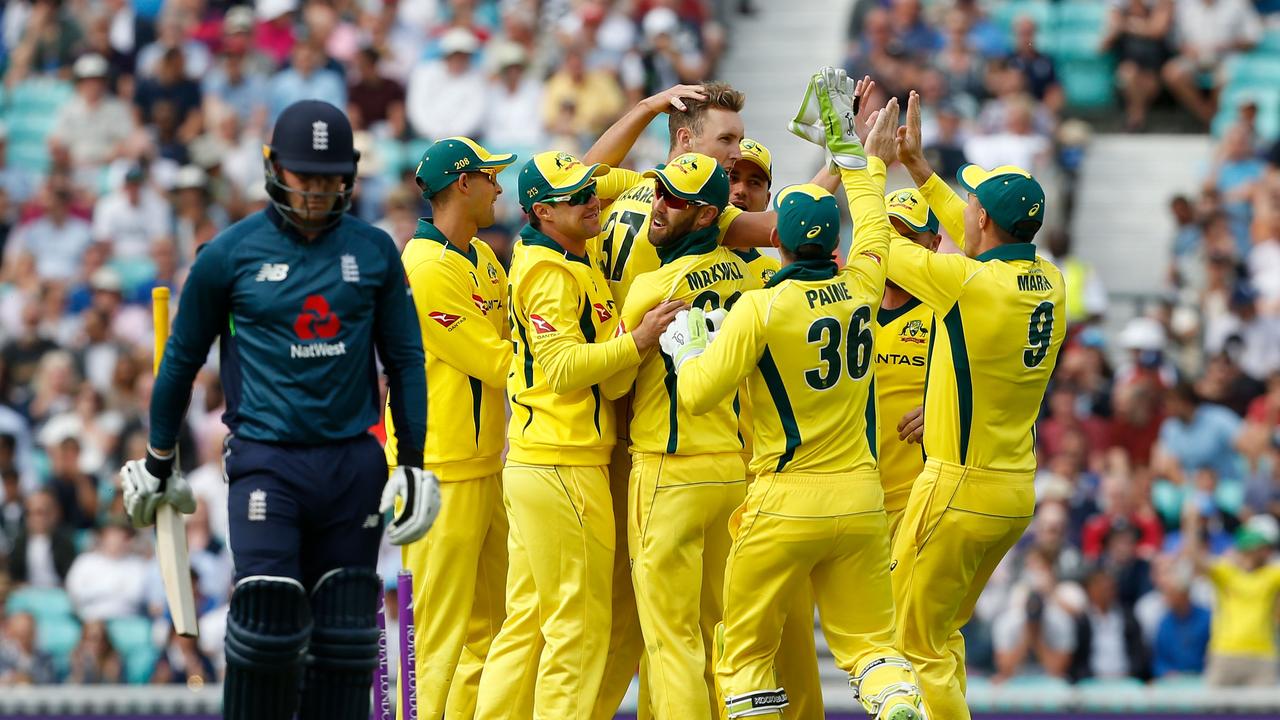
[886,90,1067,720]
[382,138,516,720]
[604,154,755,719]
[874,188,941,538]
[725,137,826,720]
[473,151,681,720]
[665,94,926,720]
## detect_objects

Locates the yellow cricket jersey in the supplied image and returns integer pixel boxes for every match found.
[677,162,891,477]
[384,221,510,480]
[594,170,743,305]
[873,298,931,511]
[506,225,640,466]
[621,241,762,455]
[885,189,1066,472]
[918,172,968,251]
[1206,561,1280,657]
[729,248,779,464]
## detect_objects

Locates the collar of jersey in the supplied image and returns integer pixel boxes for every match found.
[414,218,478,265]
[656,225,719,265]
[877,296,922,325]
[764,257,838,287]
[265,204,336,244]
[976,242,1036,263]
[518,224,591,266]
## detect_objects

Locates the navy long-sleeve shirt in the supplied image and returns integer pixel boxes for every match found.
[150,206,426,467]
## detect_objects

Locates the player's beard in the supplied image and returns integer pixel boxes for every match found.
[650,208,697,247]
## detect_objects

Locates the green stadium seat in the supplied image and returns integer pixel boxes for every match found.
[994,1,1052,32]
[106,616,154,657]
[36,615,81,680]
[1004,673,1070,689]
[1257,28,1280,54]
[1225,55,1280,86]
[1055,1,1109,30]
[6,586,74,620]
[1061,60,1116,109]
[1050,29,1106,62]
[125,646,160,684]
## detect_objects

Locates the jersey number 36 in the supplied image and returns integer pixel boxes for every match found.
[804,305,873,390]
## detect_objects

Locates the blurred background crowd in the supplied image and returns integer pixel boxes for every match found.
[0,0,1278,697]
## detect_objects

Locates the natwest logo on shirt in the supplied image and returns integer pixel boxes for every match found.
[291,295,346,358]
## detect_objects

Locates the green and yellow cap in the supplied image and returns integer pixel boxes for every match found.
[885,187,939,235]
[737,138,773,184]
[518,150,609,211]
[1236,526,1273,552]
[957,164,1045,242]
[414,137,517,199]
[643,152,729,209]
[773,183,841,253]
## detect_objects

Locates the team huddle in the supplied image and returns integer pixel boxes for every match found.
[122,67,1065,720]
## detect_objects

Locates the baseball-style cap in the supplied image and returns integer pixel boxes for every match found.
[414,137,516,199]
[518,151,609,211]
[73,54,109,80]
[440,28,480,56]
[885,187,939,235]
[958,164,1045,242]
[773,183,841,253]
[643,152,729,210]
[737,139,773,185]
[1236,526,1273,553]
[268,99,357,176]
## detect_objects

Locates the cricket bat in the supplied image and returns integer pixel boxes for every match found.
[152,287,199,638]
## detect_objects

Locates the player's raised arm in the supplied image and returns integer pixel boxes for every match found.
[897,91,967,248]
[373,234,428,469]
[584,84,709,167]
[673,301,766,415]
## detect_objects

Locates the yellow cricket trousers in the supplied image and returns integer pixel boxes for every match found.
[629,452,745,720]
[717,470,899,719]
[891,458,1035,720]
[474,463,615,720]
[591,442,649,720]
[398,473,507,720]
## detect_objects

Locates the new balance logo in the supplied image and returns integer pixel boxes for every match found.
[312,121,329,151]
[341,254,360,283]
[248,489,267,522]
[256,263,289,282]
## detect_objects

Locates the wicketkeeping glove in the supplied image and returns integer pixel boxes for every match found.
[815,66,867,170]
[705,308,728,342]
[381,466,441,545]
[659,307,710,373]
[788,73,826,146]
[120,448,197,529]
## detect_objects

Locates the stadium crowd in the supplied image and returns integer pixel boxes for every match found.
[0,0,1278,696]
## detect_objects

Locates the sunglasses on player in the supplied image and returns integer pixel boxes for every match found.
[655,182,709,211]
[540,183,598,206]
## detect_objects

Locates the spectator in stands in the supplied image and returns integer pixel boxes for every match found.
[0,126,37,206]
[136,10,211,81]
[1045,230,1108,327]
[64,520,147,621]
[1163,0,1262,126]
[1154,381,1245,488]
[1099,520,1154,608]
[1023,502,1087,584]
[134,47,203,144]
[890,0,942,56]
[0,466,23,552]
[541,43,625,143]
[347,46,405,132]
[6,182,93,282]
[923,101,969,181]
[1082,475,1164,560]
[0,611,56,685]
[1151,564,1211,678]
[406,28,486,141]
[1184,503,1280,686]
[1006,17,1063,114]
[1,301,59,409]
[267,40,346,125]
[1102,0,1174,131]
[7,488,76,588]
[638,7,707,94]
[45,435,97,531]
[1196,350,1266,418]
[844,8,900,103]
[91,166,172,264]
[484,42,545,150]
[3,0,84,84]
[202,14,271,129]
[150,625,216,686]
[1209,125,1267,253]
[1068,568,1152,682]
[167,166,220,270]
[992,547,1076,681]
[48,54,136,180]
[933,9,987,106]
[67,619,123,684]
[1039,385,1112,464]
[1169,194,1203,260]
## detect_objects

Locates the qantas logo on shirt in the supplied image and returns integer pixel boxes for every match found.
[614,319,627,337]
[593,302,612,323]
[429,312,463,329]
[529,314,556,334]
[472,294,501,314]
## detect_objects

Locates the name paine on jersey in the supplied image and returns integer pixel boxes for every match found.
[804,281,854,309]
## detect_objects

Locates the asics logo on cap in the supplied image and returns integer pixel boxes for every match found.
[312,121,328,151]
[806,226,823,239]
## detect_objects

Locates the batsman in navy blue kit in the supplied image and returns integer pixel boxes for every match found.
[119,100,440,719]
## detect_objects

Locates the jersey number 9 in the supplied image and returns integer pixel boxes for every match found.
[804,305,873,390]
[1024,301,1055,368]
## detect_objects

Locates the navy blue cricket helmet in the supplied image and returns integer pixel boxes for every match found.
[263,100,361,233]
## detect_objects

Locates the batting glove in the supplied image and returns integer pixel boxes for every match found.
[381,466,441,545]
[659,307,710,373]
[120,448,196,529]
[815,66,868,170]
